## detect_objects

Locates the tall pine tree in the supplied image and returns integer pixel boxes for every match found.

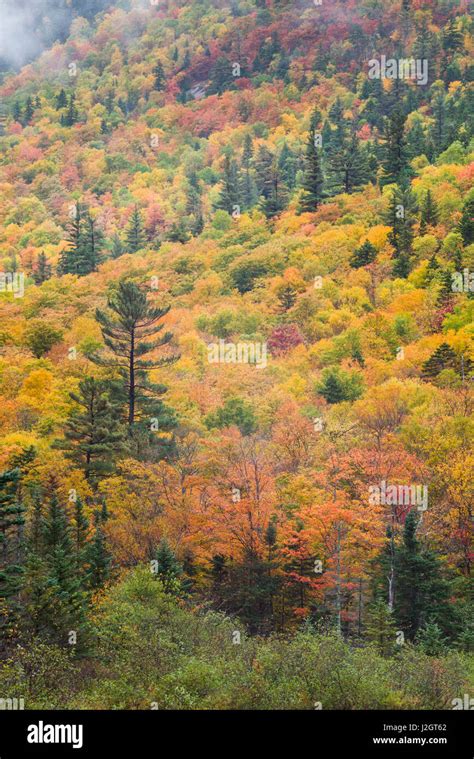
[298,111,324,213]
[92,280,179,434]
[55,377,125,485]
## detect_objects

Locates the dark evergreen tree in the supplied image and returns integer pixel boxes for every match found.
[125,206,146,253]
[224,547,280,634]
[83,213,104,273]
[216,154,242,215]
[419,189,439,233]
[414,17,438,84]
[208,553,228,610]
[298,112,324,213]
[365,598,397,656]
[24,97,34,124]
[254,144,274,197]
[185,170,203,222]
[92,280,179,433]
[58,204,101,276]
[259,161,288,218]
[73,496,89,560]
[430,89,447,156]
[393,511,452,640]
[58,202,86,276]
[105,90,115,114]
[327,98,346,149]
[33,251,52,285]
[422,343,472,380]
[437,269,455,306]
[26,486,88,646]
[85,508,111,590]
[153,538,183,596]
[442,20,463,57]
[153,60,166,91]
[349,241,377,269]
[56,89,67,110]
[278,141,297,191]
[416,620,449,655]
[327,133,370,195]
[381,109,410,186]
[406,119,427,160]
[459,196,474,245]
[61,94,79,127]
[55,377,125,485]
[167,221,191,243]
[111,233,124,259]
[12,101,22,122]
[317,372,346,404]
[0,468,25,603]
[241,134,257,209]
[252,31,281,73]
[425,253,440,283]
[386,184,417,278]
[208,57,235,95]
[277,282,298,312]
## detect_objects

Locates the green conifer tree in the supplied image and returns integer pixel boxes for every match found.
[85,508,112,590]
[393,511,452,640]
[419,189,439,233]
[55,377,125,485]
[350,241,377,269]
[153,538,183,596]
[381,109,410,186]
[459,196,474,245]
[298,112,324,213]
[33,252,52,285]
[153,61,166,90]
[125,206,146,253]
[216,154,242,215]
[92,280,179,434]
[365,598,397,656]
[0,468,25,603]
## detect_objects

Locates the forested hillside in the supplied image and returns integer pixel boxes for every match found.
[0,0,473,709]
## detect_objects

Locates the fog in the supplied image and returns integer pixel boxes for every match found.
[0,0,110,69]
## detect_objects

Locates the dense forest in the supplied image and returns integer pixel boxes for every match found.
[0,0,473,709]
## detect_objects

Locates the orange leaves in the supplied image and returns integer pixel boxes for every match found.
[200,429,277,559]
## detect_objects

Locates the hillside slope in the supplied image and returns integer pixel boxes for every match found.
[0,0,473,709]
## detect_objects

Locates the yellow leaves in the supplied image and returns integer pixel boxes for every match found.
[82,148,106,182]
[445,328,474,360]
[18,368,54,410]
[271,267,306,301]
[363,225,391,251]
[386,288,425,316]
[354,378,424,441]
[278,472,318,512]
[190,271,223,304]
[275,211,314,235]
[279,372,308,401]
[274,112,300,137]
[0,432,44,469]
[64,315,102,355]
